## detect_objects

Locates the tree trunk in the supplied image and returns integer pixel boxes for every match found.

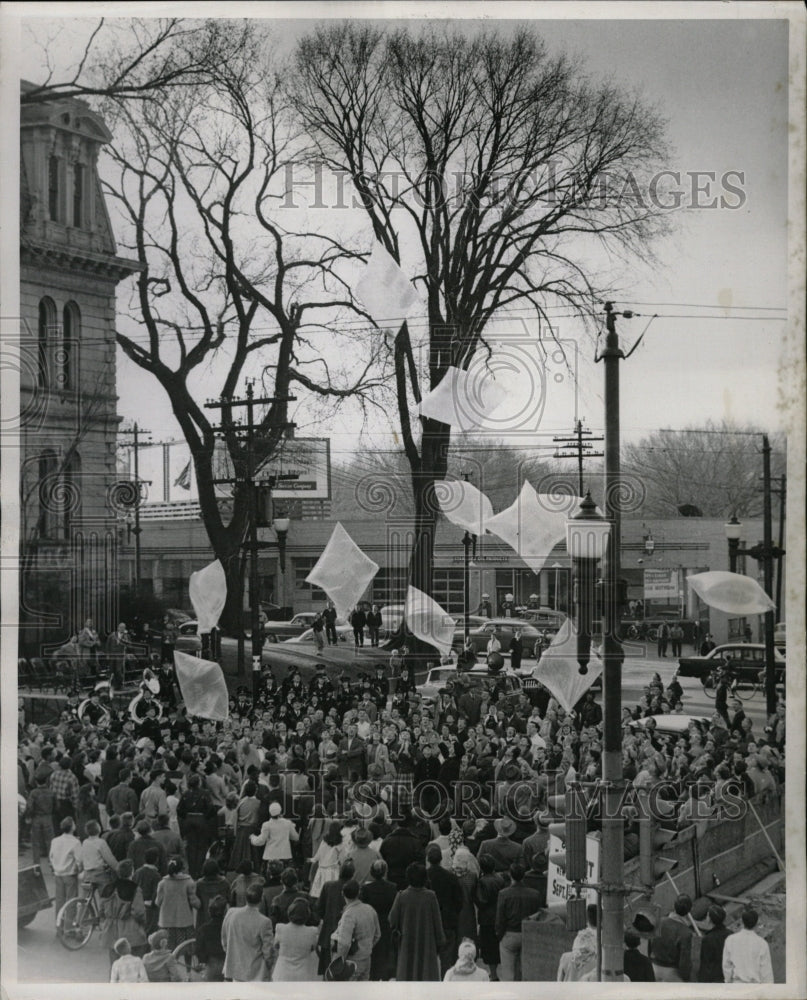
[401,419,451,665]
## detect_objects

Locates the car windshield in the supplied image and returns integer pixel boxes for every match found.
[428,668,456,684]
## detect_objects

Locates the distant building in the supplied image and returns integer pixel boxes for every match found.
[19,83,139,654]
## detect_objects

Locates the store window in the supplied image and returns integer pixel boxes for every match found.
[433,568,465,615]
[293,558,326,601]
[372,568,407,606]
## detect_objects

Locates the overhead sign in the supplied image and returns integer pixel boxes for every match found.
[547,830,600,906]
[259,438,331,499]
[644,567,678,600]
[211,437,331,500]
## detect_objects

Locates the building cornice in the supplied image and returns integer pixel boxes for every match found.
[21,239,142,283]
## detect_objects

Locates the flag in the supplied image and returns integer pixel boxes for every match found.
[405,586,455,658]
[174,650,229,721]
[188,560,227,633]
[354,242,419,330]
[305,523,379,620]
[173,459,192,491]
[530,619,603,713]
[435,478,493,537]
[418,365,508,432]
[485,482,584,574]
[687,571,776,616]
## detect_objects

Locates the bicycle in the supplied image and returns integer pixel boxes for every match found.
[172,938,206,981]
[702,668,759,702]
[625,622,659,642]
[57,881,102,950]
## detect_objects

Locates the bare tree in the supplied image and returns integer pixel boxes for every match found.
[623,421,786,518]
[292,23,672,611]
[102,25,386,637]
[21,17,221,105]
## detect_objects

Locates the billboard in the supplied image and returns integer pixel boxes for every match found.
[257,438,331,499]
[644,567,678,600]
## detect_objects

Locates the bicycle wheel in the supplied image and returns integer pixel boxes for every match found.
[172,939,203,980]
[648,627,659,642]
[733,673,760,701]
[58,896,96,950]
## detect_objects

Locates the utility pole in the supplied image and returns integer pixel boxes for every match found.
[761,436,777,716]
[772,474,786,617]
[597,302,628,982]
[206,384,296,691]
[553,420,604,495]
[461,472,475,644]
[119,423,152,600]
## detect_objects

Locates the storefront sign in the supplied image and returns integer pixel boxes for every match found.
[643,567,678,599]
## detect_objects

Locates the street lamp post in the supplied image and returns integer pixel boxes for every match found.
[567,493,611,675]
[725,515,742,573]
[273,516,290,608]
[462,531,474,643]
[723,514,781,715]
[597,301,627,981]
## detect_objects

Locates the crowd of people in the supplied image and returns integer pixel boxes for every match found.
[17,634,785,983]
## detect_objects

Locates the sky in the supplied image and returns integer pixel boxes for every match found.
[9,4,800,470]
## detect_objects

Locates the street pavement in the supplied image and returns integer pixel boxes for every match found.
[16,865,111,983]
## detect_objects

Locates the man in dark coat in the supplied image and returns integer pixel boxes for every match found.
[478,817,525,873]
[316,859,355,976]
[509,630,524,672]
[474,854,506,981]
[379,817,426,890]
[366,605,383,647]
[388,862,445,982]
[360,859,399,981]
[624,928,656,981]
[350,607,367,647]
[425,845,463,974]
[337,724,367,781]
[495,862,542,982]
[697,904,732,982]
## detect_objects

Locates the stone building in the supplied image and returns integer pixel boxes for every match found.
[19,83,139,654]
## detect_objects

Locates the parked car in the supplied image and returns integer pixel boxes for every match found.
[175,620,203,655]
[379,603,405,636]
[454,617,545,656]
[520,607,566,631]
[287,622,351,644]
[631,713,711,737]
[417,663,524,704]
[18,863,52,928]
[263,612,343,643]
[677,643,785,687]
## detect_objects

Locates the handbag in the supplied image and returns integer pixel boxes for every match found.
[325,956,356,982]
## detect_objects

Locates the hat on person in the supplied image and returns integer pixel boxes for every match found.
[494,816,516,837]
[148,930,169,949]
[269,801,283,817]
[352,827,373,847]
[691,897,712,929]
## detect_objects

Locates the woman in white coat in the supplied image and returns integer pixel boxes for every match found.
[250,802,298,871]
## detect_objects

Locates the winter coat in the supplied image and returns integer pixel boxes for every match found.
[99,877,147,949]
[155,872,199,928]
[389,886,446,981]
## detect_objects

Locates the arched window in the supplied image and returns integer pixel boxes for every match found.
[37,297,56,389]
[38,449,58,539]
[62,302,80,391]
